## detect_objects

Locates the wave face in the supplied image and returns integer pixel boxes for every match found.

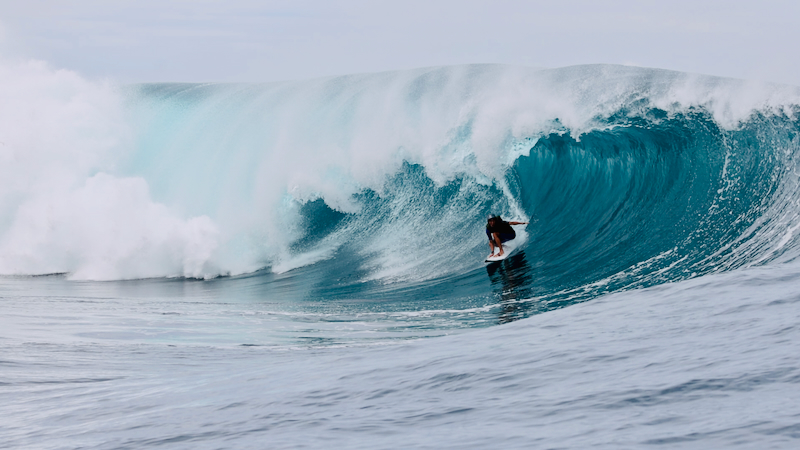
[6,62,800,449]
[2,62,800,323]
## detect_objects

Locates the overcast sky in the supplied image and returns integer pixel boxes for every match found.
[1,0,798,85]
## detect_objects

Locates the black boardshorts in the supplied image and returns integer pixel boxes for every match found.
[486,230,515,243]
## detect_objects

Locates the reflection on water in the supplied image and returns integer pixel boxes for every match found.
[485,251,537,324]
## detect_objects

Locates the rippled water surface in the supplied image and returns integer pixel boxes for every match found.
[3,265,800,449]
[3,63,800,448]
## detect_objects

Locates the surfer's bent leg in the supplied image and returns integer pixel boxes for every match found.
[492,232,516,257]
[492,232,504,256]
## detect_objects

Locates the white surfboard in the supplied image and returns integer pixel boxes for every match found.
[485,240,519,263]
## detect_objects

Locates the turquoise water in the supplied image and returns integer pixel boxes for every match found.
[2,64,800,448]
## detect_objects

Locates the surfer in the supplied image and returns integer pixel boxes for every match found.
[486,216,527,258]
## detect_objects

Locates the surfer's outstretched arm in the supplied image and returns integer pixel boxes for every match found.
[508,221,528,225]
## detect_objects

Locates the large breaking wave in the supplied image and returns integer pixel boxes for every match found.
[2,61,800,314]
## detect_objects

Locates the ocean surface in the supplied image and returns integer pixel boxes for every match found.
[2,63,800,448]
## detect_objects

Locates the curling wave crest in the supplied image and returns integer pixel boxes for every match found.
[1,61,799,303]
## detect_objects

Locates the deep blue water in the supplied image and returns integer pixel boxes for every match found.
[2,64,800,448]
